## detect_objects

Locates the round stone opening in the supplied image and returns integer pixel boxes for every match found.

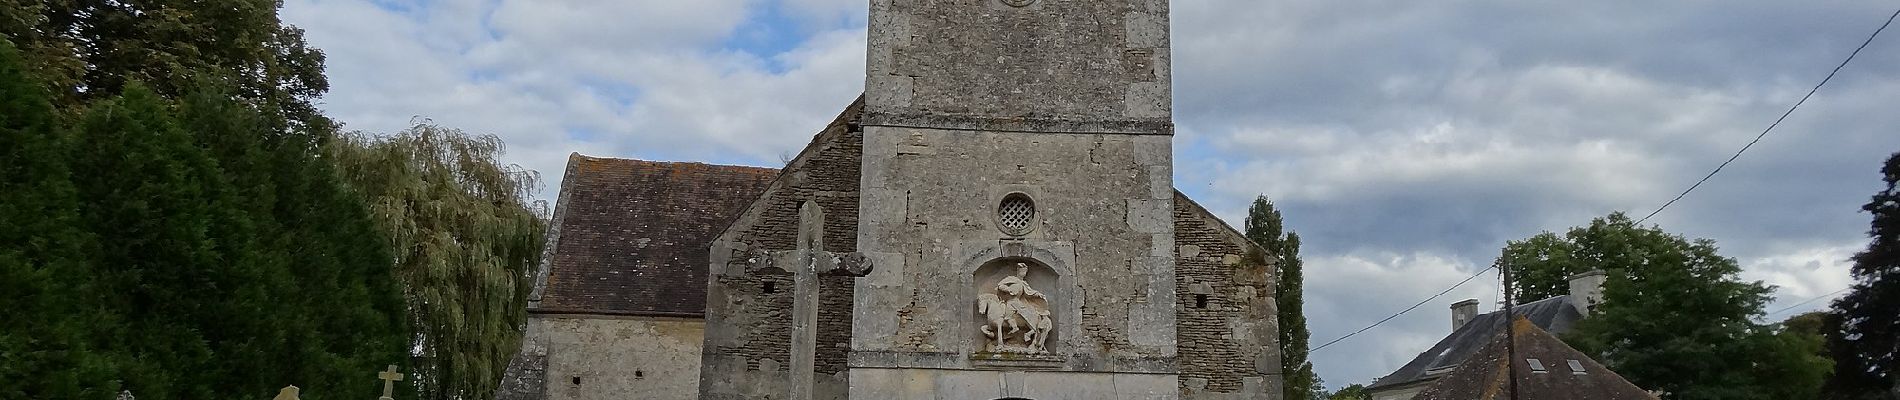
[997,193,1036,236]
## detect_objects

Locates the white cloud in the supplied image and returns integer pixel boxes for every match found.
[284,0,866,199]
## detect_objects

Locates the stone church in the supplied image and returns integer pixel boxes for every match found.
[496,0,1283,399]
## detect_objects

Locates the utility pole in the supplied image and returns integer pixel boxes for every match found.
[1500,264,1519,400]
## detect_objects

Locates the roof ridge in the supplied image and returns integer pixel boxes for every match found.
[569,153,781,172]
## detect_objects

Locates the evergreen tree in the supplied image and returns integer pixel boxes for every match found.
[330,123,547,400]
[66,83,231,399]
[175,86,411,399]
[1826,152,1900,399]
[1,32,410,394]
[1497,213,1831,399]
[1244,196,1321,400]
[0,36,118,399]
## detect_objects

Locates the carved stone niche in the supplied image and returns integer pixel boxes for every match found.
[972,259,1059,355]
[954,239,1077,369]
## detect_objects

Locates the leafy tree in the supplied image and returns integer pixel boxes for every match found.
[329,123,547,400]
[1245,196,1322,400]
[1826,152,1900,399]
[1751,313,1833,400]
[1496,213,1830,399]
[1326,384,1370,400]
[1494,232,1581,301]
[0,0,331,129]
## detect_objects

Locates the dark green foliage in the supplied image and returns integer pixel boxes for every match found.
[1494,232,1580,301]
[1499,213,1831,400]
[1826,152,1900,399]
[171,86,413,399]
[1750,314,1833,400]
[1245,196,1322,400]
[0,36,118,399]
[1326,384,1370,400]
[0,35,410,397]
[330,124,547,400]
[0,0,331,129]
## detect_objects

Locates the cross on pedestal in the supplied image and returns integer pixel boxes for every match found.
[742,202,873,400]
[376,365,403,400]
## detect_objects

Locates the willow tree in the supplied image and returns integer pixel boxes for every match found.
[329,123,546,400]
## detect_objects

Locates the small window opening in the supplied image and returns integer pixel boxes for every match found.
[997,193,1036,236]
[763,281,777,293]
[1194,294,1210,309]
[571,376,582,385]
[1566,359,1588,375]
[1526,358,1548,374]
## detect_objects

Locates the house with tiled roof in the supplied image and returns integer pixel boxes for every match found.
[1412,317,1656,400]
[1367,272,1607,400]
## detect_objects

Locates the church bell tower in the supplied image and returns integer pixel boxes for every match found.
[850,0,1180,397]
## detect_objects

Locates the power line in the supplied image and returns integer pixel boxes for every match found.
[1765,287,1851,319]
[1313,265,1497,353]
[1305,5,1899,357]
[1636,6,1900,225]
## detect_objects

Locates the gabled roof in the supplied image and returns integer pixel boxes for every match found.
[1413,317,1656,400]
[1369,295,1585,390]
[532,154,779,316]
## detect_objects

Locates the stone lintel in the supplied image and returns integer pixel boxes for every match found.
[847,351,1178,375]
[970,352,1067,371]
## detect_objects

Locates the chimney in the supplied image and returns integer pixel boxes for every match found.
[1450,299,1479,331]
[1568,270,1607,314]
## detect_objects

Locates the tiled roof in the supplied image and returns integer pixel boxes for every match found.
[1369,295,1585,390]
[533,154,779,316]
[1413,317,1656,400]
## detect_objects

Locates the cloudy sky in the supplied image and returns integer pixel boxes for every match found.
[281,0,1900,389]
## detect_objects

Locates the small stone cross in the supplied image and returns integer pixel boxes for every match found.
[272,385,300,400]
[376,365,403,400]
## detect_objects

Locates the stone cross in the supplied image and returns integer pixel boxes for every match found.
[376,365,403,400]
[272,385,300,400]
[744,201,873,400]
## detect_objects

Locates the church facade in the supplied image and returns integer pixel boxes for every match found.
[498,0,1282,399]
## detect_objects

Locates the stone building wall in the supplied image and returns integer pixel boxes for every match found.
[1173,193,1281,399]
[865,0,1171,128]
[503,315,706,400]
[700,99,864,400]
[851,128,1178,366]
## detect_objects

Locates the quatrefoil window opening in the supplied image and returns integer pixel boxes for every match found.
[998,194,1036,236]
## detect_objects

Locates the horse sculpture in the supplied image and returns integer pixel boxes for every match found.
[976,263,1053,353]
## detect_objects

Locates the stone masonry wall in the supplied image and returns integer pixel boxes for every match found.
[1174,193,1281,399]
[852,127,1178,368]
[534,316,705,400]
[700,99,864,400]
[866,0,1171,128]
